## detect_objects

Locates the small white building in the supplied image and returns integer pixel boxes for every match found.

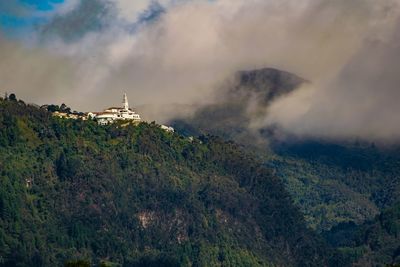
[53,111,84,120]
[160,125,174,133]
[90,94,141,125]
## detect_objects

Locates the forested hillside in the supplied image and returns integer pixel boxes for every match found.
[271,140,400,231]
[0,97,340,266]
[323,202,400,266]
[171,67,400,266]
[272,142,400,266]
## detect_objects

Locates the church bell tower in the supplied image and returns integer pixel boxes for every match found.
[123,93,129,110]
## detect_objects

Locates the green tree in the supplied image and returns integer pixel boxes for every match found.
[8,93,16,102]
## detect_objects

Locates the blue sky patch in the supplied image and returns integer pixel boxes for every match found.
[20,0,65,11]
[0,0,66,36]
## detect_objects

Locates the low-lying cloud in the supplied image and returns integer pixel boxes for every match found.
[1,0,400,141]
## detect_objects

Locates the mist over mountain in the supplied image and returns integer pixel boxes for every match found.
[1,1,400,266]
[171,68,307,146]
[170,67,400,266]
[2,0,400,142]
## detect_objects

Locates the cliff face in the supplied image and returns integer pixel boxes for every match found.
[0,98,336,267]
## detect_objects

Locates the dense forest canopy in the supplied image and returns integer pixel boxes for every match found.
[0,96,341,266]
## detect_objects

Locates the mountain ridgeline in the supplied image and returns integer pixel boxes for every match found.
[170,68,400,266]
[172,68,306,144]
[0,97,341,266]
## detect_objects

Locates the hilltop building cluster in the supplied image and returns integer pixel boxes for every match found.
[52,111,86,120]
[49,93,174,132]
[87,94,141,125]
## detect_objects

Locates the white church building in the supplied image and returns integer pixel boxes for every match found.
[88,93,141,125]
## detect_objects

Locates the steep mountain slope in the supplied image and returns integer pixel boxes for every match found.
[271,140,400,231]
[171,67,400,228]
[324,202,400,266]
[0,97,339,266]
[169,67,400,266]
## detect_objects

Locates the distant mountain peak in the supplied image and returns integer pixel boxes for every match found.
[171,67,306,141]
[233,67,307,103]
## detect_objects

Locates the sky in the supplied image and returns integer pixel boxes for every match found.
[1,0,400,142]
[0,1,64,33]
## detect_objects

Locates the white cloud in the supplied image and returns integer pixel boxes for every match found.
[114,0,152,21]
[113,0,175,22]
[3,0,400,141]
[52,0,81,16]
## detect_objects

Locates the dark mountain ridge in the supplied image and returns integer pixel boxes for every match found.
[171,68,306,144]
